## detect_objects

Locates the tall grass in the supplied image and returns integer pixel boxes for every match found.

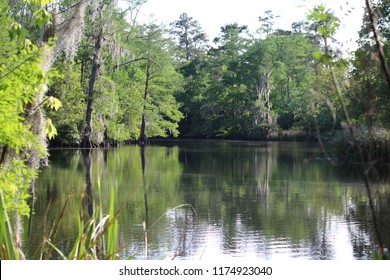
[1,175,122,260]
[106,188,119,260]
[0,189,20,260]
[43,182,121,260]
[39,200,120,260]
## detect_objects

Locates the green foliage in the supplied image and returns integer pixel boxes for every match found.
[307,4,340,40]
[0,188,20,260]
[0,39,48,215]
[39,197,122,260]
[92,75,120,144]
[176,21,320,139]
[107,188,119,259]
[45,2,185,146]
[45,118,58,140]
[7,0,53,44]
[144,63,184,138]
[0,159,36,217]
[258,10,279,36]
[118,23,184,141]
[25,0,53,5]
[8,23,24,41]
[350,0,390,128]
[330,127,390,164]
[0,0,57,218]
[47,61,85,145]
[33,8,52,28]
[170,13,209,65]
[0,0,18,52]
[0,0,57,254]
[111,66,144,140]
[0,42,41,152]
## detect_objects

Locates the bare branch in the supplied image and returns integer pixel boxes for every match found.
[116,57,147,68]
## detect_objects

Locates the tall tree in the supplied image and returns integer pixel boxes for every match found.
[79,0,148,147]
[244,35,279,133]
[169,13,209,136]
[197,23,254,138]
[258,10,279,37]
[120,24,184,145]
[170,13,208,65]
[81,0,112,148]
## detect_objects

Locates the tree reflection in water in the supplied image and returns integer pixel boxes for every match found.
[28,141,390,259]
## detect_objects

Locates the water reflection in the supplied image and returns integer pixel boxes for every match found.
[82,149,93,217]
[25,141,390,259]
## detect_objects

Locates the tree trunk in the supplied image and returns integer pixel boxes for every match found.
[264,74,270,126]
[256,71,271,126]
[139,60,151,146]
[82,28,103,148]
[265,78,271,139]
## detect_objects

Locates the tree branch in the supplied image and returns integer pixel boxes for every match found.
[116,57,147,68]
[58,0,83,13]
[0,53,39,81]
[0,145,7,166]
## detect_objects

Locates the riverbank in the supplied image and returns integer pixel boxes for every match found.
[47,126,390,166]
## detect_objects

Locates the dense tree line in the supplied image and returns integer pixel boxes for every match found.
[42,1,390,145]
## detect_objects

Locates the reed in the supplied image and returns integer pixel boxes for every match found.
[51,190,121,260]
[31,176,122,259]
[33,197,70,259]
[41,202,121,259]
[106,188,119,260]
[0,189,20,260]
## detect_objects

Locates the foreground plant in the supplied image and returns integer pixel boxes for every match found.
[0,189,21,260]
[34,187,121,260]
[308,3,388,259]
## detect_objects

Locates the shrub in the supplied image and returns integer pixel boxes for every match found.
[330,127,390,164]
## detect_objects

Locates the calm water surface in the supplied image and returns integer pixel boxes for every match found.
[25,140,390,259]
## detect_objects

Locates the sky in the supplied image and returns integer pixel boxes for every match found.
[135,0,366,52]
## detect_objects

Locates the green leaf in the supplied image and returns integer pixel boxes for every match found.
[8,22,22,40]
[47,96,62,111]
[33,9,52,28]
[25,0,53,5]
[313,50,324,61]
[46,118,58,139]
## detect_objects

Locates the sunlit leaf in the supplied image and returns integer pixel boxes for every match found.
[8,22,22,40]
[46,118,58,139]
[313,50,323,61]
[33,9,52,28]
[47,96,62,111]
[25,0,53,5]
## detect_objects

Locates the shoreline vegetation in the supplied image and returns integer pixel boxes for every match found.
[49,126,390,166]
[1,0,390,260]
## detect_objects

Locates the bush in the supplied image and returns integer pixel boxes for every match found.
[330,127,390,164]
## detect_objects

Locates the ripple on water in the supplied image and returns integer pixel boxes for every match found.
[175,222,312,260]
[121,209,376,260]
